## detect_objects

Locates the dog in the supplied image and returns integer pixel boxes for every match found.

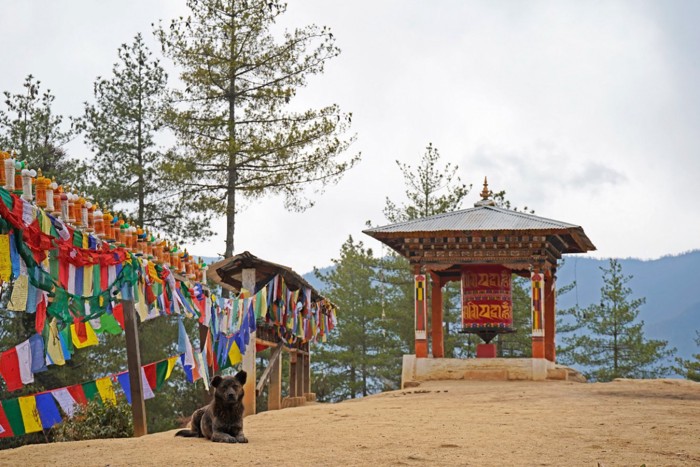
[175,371,248,443]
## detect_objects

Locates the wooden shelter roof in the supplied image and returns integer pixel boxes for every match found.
[207,251,325,302]
[363,184,595,274]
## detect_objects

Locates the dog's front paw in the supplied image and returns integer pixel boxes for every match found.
[236,434,248,443]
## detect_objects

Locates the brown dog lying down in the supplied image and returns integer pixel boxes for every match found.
[175,371,248,443]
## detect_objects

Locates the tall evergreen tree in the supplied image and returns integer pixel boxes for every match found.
[558,259,675,381]
[79,34,208,242]
[312,237,402,400]
[675,331,700,382]
[155,0,358,261]
[0,75,84,186]
[380,142,472,357]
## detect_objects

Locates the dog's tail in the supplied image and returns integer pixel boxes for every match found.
[174,429,199,438]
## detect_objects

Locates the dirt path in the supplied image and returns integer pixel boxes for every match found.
[1,378,698,466]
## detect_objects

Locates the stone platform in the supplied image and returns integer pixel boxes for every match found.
[401,355,585,388]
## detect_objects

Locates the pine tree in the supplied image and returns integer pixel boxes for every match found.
[675,331,700,382]
[155,0,358,261]
[312,237,402,400]
[380,142,471,357]
[558,259,675,381]
[79,34,208,242]
[0,75,85,186]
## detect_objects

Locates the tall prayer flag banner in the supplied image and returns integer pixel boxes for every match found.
[531,271,545,337]
[414,274,427,340]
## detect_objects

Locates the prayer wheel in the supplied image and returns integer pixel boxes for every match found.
[13,160,25,194]
[0,151,8,186]
[51,182,61,215]
[93,205,104,237]
[35,170,49,208]
[21,168,36,202]
[460,265,515,343]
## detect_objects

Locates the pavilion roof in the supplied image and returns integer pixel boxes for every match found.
[363,205,595,254]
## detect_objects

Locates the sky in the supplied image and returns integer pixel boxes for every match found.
[1,0,699,274]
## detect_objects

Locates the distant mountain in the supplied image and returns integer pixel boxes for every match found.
[303,250,700,360]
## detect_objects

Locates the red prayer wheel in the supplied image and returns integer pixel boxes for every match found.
[461,265,515,343]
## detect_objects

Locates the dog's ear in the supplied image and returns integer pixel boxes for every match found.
[235,370,247,385]
[211,375,223,388]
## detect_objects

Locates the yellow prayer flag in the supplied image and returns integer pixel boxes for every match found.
[47,320,66,366]
[18,396,43,433]
[7,274,29,311]
[84,265,93,297]
[228,341,242,366]
[135,283,148,321]
[95,377,117,405]
[82,232,88,249]
[0,234,11,282]
[71,321,99,349]
[165,356,178,380]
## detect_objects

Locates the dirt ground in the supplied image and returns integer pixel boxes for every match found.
[1,378,698,466]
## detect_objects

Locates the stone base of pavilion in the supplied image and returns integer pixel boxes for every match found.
[401,355,586,388]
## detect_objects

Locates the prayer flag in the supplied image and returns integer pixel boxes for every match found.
[1,399,24,437]
[71,321,99,349]
[18,396,42,433]
[155,360,168,391]
[140,368,155,400]
[0,403,13,438]
[95,377,117,405]
[143,363,157,390]
[116,372,132,404]
[67,384,87,406]
[165,356,178,381]
[15,340,33,386]
[28,334,48,374]
[35,393,62,429]
[228,341,242,366]
[51,388,78,417]
[0,348,23,391]
[81,380,99,403]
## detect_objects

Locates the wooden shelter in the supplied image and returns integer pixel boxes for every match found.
[207,251,327,415]
[363,179,595,364]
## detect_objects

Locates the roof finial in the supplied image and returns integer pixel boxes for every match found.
[474,176,496,207]
[480,176,490,200]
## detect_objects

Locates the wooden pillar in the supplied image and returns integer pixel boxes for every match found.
[122,299,147,437]
[295,347,304,399]
[289,351,298,397]
[241,268,256,417]
[413,265,428,358]
[302,343,311,395]
[268,350,282,410]
[544,269,556,362]
[429,272,444,358]
[531,270,545,359]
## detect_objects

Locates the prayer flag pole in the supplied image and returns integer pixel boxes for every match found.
[122,298,147,437]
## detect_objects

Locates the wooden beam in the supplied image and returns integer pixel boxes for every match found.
[122,299,147,437]
[241,268,256,418]
[429,272,444,358]
[289,351,298,397]
[303,342,311,395]
[268,348,282,410]
[256,343,284,396]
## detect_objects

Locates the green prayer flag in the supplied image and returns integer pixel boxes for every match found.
[73,230,82,248]
[98,313,122,335]
[93,264,101,297]
[1,399,25,436]
[59,323,74,355]
[155,360,169,391]
[0,187,12,209]
[49,250,59,283]
[82,380,100,404]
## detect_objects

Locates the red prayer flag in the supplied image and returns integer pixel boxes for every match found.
[0,403,14,438]
[67,384,88,406]
[0,348,23,391]
[35,295,47,335]
[74,320,87,343]
[143,363,157,390]
[112,303,125,329]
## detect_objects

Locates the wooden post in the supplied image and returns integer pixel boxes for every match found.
[122,299,147,437]
[302,342,311,396]
[289,351,298,397]
[414,265,428,358]
[531,270,545,359]
[544,269,556,362]
[268,348,282,410]
[429,272,444,358]
[295,347,304,399]
[241,268,256,417]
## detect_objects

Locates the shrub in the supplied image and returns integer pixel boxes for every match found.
[53,396,133,442]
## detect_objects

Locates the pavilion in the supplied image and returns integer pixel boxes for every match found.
[363,179,595,383]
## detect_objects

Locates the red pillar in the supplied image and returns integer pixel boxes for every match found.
[544,269,556,362]
[531,270,545,359]
[414,266,428,358]
[429,272,444,358]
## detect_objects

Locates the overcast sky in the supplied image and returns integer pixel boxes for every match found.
[1,0,698,273]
